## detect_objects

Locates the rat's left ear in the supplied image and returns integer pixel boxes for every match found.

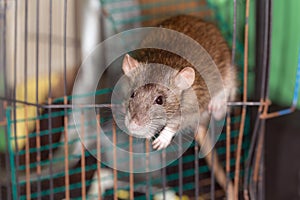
[175,67,195,90]
[122,54,140,75]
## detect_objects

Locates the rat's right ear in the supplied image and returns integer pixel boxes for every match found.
[122,54,139,75]
[175,67,195,90]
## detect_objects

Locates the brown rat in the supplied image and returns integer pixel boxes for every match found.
[121,15,236,199]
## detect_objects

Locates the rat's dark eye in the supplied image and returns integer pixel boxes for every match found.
[130,92,135,98]
[155,95,163,105]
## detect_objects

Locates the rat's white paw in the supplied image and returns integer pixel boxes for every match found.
[208,96,227,120]
[152,128,175,150]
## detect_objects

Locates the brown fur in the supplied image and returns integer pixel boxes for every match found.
[127,15,236,199]
[134,15,237,113]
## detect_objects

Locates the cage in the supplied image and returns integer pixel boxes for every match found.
[0,0,299,200]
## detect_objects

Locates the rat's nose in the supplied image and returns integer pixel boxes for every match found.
[129,120,142,131]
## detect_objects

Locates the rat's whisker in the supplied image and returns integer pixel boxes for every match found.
[150,118,165,121]
[182,134,196,142]
[114,111,126,117]
[114,116,126,122]
[112,89,129,100]
[171,139,183,152]
[170,142,180,153]
[117,125,128,131]
[147,123,161,130]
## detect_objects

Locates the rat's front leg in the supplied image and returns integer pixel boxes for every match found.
[152,127,176,150]
[208,90,228,120]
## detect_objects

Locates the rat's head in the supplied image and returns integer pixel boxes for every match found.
[121,54,195,138]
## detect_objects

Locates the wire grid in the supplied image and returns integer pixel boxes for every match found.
[4,95,250,200]
[0,0,277,199]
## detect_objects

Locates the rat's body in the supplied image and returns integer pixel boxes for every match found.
[121,15,236,199]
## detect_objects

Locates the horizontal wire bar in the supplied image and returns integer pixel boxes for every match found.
[227,102,263,106]
[0,96,265,108]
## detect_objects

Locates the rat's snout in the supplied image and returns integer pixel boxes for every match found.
[124,112,144,131]
[128,119,143,131]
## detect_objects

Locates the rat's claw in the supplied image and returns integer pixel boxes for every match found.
[152,139,160,149]
[152,138,166,149]
[157,144,164,151]
[153,137,168,150]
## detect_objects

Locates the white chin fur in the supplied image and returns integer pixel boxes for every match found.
[124,115,130,131]
[124,114,157,139]
[127,126,155,139]
[127,129,153,139]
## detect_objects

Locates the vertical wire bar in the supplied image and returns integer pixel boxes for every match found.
[253,121,265,198]
[260,0,272,101]
[259,3,272,198]
[35,0,41,198]
[178,134,183,199]
[231,0,237,67]
[6,107,17,200]
[62,70,70,193]
[226,111,231,199]
[63,0,68,94]
[258,145,265,200]
[252,120,265,198]
[2,0,7,99]
[1,113,6,200]
[129,135,134,200]
[63,0,70,199]
[244,0,270,196]
[81,110,86,200]
[48,0,54,199]
[97,10,106,197]
[162,150,166,200]
[249,165,255,200]
[194,135,199,199]
[228,0,237,196]
[25,37,31,200]
[12,0,19,197]
[3,103,11,200]
[63,0,67,96]
[112,121,118,200]
[96,109,102,200]
[63,99,69,200]
[255,0,272,195]
[210,120,215,200]
[234,0,250,198]
[145,140,150,200]
[253,0,271,125]
[2,0,12,199]
[243,113,261,200]
[96,13,105,199]
[35,118,41,199]
[1,1,5,199]
[259,1,272,198]
[24,0,31,199]
[247,0,272,198]
[233,69,246,197]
